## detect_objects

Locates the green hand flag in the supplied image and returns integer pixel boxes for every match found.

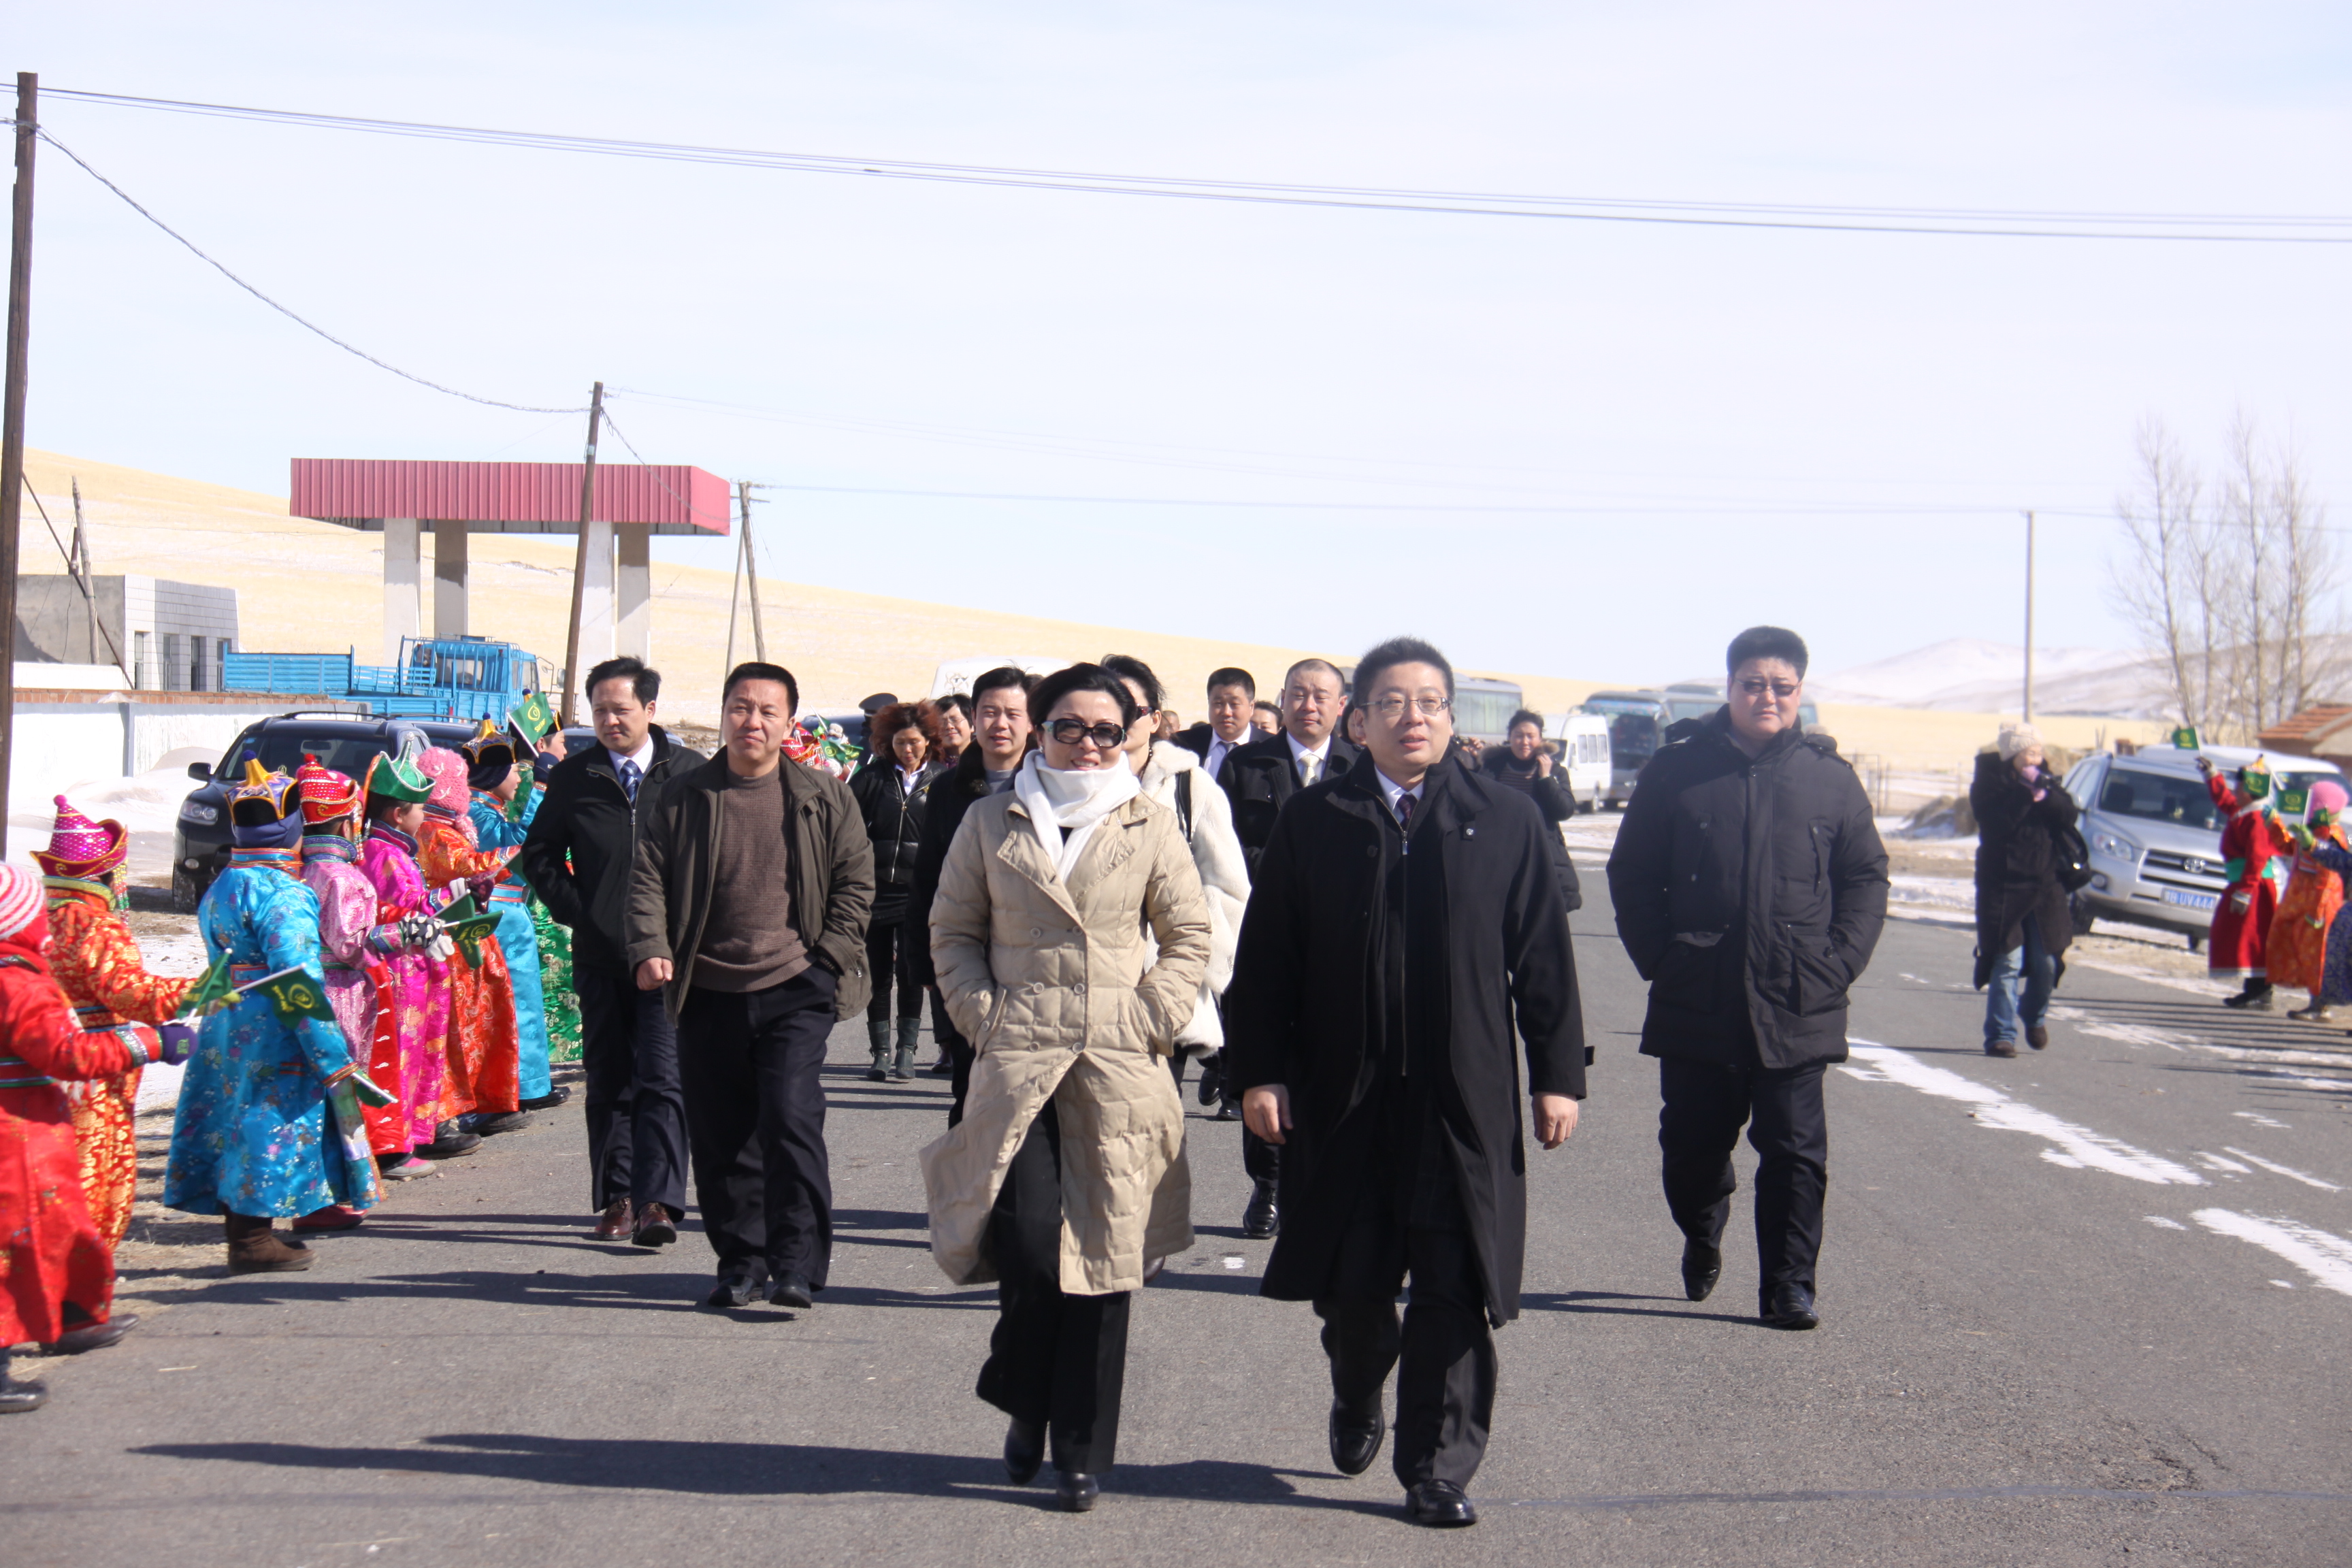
[510,692,557,746]
[446,912,504,968]
[2172,726,2202,749]
[175,953,237,1019]
[247,966,340,1027]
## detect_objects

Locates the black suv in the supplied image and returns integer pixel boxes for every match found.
[173,713,476,911]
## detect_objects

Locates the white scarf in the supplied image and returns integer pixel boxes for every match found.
[1013,750,1140,881]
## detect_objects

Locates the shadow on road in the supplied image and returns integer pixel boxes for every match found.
[1521,1290,1760,1327]
[129,1432,1384,1513]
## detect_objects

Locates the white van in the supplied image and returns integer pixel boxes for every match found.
[928,655,1065,698]
[1548,713,1614,815]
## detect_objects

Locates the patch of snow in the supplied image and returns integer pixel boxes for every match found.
[2221,1147,2343,1193]
[2191,1209,2352,1298]
[1839,1040,2207,1186]
[2145,1215,2189,1230]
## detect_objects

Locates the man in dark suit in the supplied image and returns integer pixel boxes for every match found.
[1215,656,1359,1237]
[1224,636,1584,1529]
[1173,666,1259,783]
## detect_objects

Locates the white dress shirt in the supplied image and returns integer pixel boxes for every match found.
[1286,731,1332,787]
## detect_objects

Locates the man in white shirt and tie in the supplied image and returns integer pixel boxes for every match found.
[1216,656,1359,1237]
[1175,666,1260,783]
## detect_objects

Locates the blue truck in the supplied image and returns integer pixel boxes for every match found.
[225,635,559,721]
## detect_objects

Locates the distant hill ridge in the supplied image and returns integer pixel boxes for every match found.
[1814,638,2172,718]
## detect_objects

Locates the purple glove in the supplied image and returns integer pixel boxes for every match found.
[155,1022,199,1066]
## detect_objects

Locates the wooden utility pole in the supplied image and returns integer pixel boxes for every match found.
[741,484,768,662]
[2021,509,2036,723]
[0,74,35,822]
[559,380,605,725]
[70,474,92,661]
[724,479,749,671]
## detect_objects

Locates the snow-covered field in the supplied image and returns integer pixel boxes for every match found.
[7,765,201,882]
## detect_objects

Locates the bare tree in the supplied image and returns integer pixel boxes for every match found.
[2108,413,2337,744]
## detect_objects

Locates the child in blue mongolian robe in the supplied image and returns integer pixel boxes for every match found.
[463,720,562,1111]
[164,762,382,1273]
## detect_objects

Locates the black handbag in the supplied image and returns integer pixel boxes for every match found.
[2053,821,2094,893]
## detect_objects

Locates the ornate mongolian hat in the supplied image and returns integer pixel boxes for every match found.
[0,862,46,943]
[416,747,472,813]
[295,753,365,826]
[462,717,519,791]
[227,758,299,828]
[32,794,128,879]
[363,749,435,806]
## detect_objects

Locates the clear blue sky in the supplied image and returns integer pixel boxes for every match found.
[15,3,2349,683]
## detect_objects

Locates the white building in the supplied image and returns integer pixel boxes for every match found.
[12,575,240,693]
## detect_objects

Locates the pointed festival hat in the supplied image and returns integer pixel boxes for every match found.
[295,753,365,826]
[462,716,519,789]
[32,794,128,879]
[363,749,435,806]
[227,759,299,828]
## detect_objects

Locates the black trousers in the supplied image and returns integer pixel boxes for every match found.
[1314,1214,1494,1490]
[936,987,975,1127]
[576,960,688,1218]
[1243,1126,1281,1184]
[975,1101,1130,1475]
[677,968,838,1286]
[1659,1057,1829,1311]
[863,916,924,1024]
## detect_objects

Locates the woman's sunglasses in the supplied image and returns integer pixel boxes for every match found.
[1047,719,1128,749]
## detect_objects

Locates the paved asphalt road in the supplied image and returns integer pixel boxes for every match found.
[8,877,2351,1566]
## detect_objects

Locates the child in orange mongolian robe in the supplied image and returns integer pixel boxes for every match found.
[414,747,526,1138]
[35,797,196,1253]
[0,862,196,1414]
[2272,781,2351,1022]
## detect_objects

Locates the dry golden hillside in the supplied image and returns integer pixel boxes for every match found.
[18,448,2161,778]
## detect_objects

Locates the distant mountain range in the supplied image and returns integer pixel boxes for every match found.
[1812,638,2173,717]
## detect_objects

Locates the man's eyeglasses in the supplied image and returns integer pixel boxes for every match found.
[1047,719,1128,749]
[1366,696,1452,720]
[1737,679,1801,699]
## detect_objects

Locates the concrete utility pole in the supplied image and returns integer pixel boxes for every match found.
[0,74,37,824]
[724,479,749,670]
[70,474,91,660]
[559,380,605,725]
[2022,509,2036,723]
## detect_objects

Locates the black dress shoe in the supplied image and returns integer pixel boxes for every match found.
[459,1110,530,1137]
[0,1375,48,1414]
[519,1085,572,1110]
[416,1123,481,1159]
[48,1313,137,1354]
[1196,1057,1224,1107]
[706,1269,764,1308]
[1405,1480,1477,1527]
[1681,1238,1722,1303]
[1213,1098,1241,1122]
[1329,1403,1384,1477]
[1761,1282,1820,1330]
[1004,1418,1044,1484]
[767,1273,815,1310]
[1241,1178,1279,1240]
[632,1203,679,1248]
[1056,1471,1100,1512]
[2026,1025,2049,1050]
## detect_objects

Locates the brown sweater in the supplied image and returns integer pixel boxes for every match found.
[691,765,811,992]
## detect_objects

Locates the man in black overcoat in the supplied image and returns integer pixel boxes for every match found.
[1218,656,1360,1233]
[1605,625,1888,1331]
[1224,636,1585,1530]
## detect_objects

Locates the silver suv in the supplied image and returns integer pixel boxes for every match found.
[2063,744,2342,945]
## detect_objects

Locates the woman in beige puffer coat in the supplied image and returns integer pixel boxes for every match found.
[920,664,1211,1512]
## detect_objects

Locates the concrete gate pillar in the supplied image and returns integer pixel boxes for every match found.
[382,517,421,665]
[616,524,651,659]
[433,519,470,638]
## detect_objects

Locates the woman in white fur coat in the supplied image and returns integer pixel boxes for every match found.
[1102,656,1251,1073]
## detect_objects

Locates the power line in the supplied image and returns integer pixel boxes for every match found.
[593,404,735,526]
[42,88,2352,244]
[29,125,587,415]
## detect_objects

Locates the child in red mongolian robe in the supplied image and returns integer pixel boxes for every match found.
[415,747,525,1137]
[2271,780,2351,1022]
[2199,754,2287,1010]
[0,862,195,1414]
[35,797,195,1252]
[357,752,470,1175]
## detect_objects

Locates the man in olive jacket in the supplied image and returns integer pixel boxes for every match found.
[626,662,874,1312]
[1606,625,1887,1331]
[1225,637,1584,1530]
